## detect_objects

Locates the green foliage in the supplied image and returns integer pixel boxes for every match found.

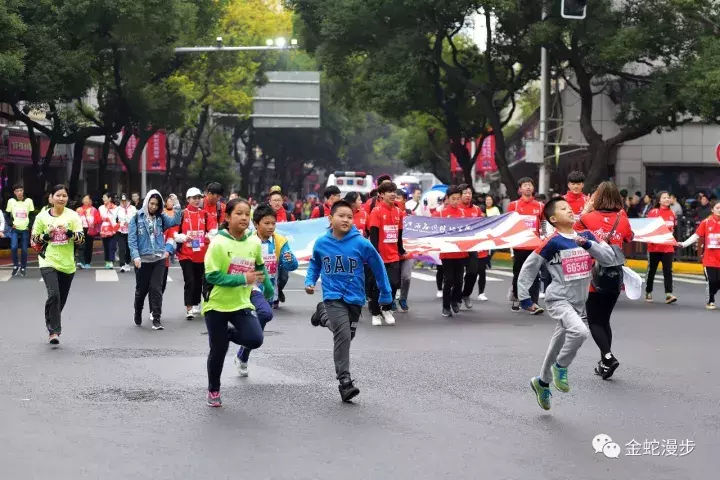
[187,131,241,187]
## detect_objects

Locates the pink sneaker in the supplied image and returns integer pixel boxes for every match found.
[206,391,222,407]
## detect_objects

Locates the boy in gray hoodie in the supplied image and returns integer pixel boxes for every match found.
[518,197,620,411]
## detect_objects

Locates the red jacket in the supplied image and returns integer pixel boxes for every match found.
[311,203,332,219]
[275,208,294,223]
[646,207,676,254]
[507,196,544,249]
[461,203,487,258]
[437,205,469,260]
[175,206,211,263]
[76,205,102,236]
[354,209,369,236]
[202,201,225,228]
[564,191,589,218]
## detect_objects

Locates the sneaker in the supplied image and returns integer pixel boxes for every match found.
[511,300,520,312]
[134,312,142,326]
[451,302,461,314]
[311,302,324,327]
[105,262,113,270]
[530,377,552,411]
[527,304,544,315]
[551,364,570,392]
[192,305,202,314]
[381,310,396,325]
[601,354,620,380]
[11,266,19,276]
[398,299,409,312]
[645,292,653,302]
[338,379,360,403]
[48,333,60,345]
[186,310,195,320]
[390,301,397,312]
[477,293,488,302]
[152,319,164,330]
[76,262,83,268]
[234,356,249,377]
[371,315,383,326]
[272,301,280,309]
[20,268,26,277]
[462,297,473,310]
[84,263,92,270]
[665,294,677,304]
[278,290,286,303]
[442,308,452,317]
[436,290,442,298]
[594,361,607,377]
[539,292,546,299]
[707,303,717,310]
[207,391,222,407]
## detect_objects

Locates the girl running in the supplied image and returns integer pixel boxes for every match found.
[680,201,720,309]
[31,184,85,345]
[645,191,678,304]
[99,193,119,270]
[576,182,634,379]
[76,195,101,269]
[203,198,273,407]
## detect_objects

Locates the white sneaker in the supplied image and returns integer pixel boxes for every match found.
[539,292,546,299]
[436,290,443,298]
[186,310,195,320]
[371,315,383,326]
[192,305,201,314]
[233,356,249,377]
[477,294,488,302]
[382,310,396,325]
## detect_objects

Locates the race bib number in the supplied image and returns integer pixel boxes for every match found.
[708,233,720,249]
[119,222,129,234]
[560,248,592,281]
[50,228,69,246]
[15,210,28,220]
[227,257,254,276]
[383,224,398,243]
[665,220,675,229]
[189,230,205,251]
[520,214,538,231]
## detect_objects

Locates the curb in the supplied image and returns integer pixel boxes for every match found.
[491,252,704,276]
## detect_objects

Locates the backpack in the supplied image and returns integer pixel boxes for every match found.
[314,204,329,218]
[581,213,624,294]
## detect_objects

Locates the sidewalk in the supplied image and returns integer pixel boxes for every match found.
[492,252,704,275]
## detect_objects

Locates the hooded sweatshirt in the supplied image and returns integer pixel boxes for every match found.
[129,190,182,263]
[305,226,392,306]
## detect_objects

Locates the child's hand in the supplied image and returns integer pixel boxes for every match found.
[574,236,588,247]
[305,286,315,295]
[283,252,293,262]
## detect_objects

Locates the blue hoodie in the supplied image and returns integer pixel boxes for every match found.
[305,226,391,306]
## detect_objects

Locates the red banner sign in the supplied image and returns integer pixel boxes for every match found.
[120,129,167,172]
[476,135,497,175]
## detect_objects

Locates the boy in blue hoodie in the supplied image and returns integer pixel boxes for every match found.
[234,204,299,377]
[305,200,392,402]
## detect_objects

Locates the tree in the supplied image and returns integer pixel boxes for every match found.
[290,0,541,196]
[535,0,709,190]
[396,113,452,184]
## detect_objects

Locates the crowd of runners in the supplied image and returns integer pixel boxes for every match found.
[2,170,717,410]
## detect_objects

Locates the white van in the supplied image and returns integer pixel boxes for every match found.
[326,171,374,195]
[394,172,442,194]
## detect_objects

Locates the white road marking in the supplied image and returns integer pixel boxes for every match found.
[0,271,12,281]
[96,270,119,282]
[167,276,173,282]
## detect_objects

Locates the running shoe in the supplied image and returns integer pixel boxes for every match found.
[442,308,452,317]
[665,294,677,304]
[105,262,113,270]
[477,294,488,302]
[207,391,222,407]
[398,299,409,312]
[371,315,383,326]
[539,292,546,299]
[530,377,552,410]
[436,290,442,298]
[134,312,142,326]
[311,302,324,327]
[234,356,249,377]
[552,364,570,392]
[20,268,26,277]
[645,292,653,302]
[529,304,545,315]
[278,290,286,303]
[600,354,620,380]
[462,297,473,310]
[707,303,717,310]
[451,302,461,314]
[511,300,520,312]
[381,310,396,325]
[76,262,83,268]
[186,310,195,320]
[594,361,607,377]
[48,333,60,345]
[338,379,360,403]
[11,266,19,277]
[192,305,202,314]
[152,320,164,331]
[390,301,397,312]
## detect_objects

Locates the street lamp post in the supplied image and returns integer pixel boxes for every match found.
[174,37,298,54]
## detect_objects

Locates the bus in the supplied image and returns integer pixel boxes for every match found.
[326,171,374,196]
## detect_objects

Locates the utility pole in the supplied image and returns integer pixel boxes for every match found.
[538,4,549,195]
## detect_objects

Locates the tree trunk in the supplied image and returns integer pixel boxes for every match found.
[493,133,518,200]
[583,140,614,192]
[238,126,256,198]
[69,138,88,199]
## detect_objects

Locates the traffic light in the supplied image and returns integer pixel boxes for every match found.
[561,0,588,19]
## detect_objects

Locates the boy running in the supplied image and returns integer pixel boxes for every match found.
[234,204,299,376]
[519,198,620,411]
[305,200,392,402]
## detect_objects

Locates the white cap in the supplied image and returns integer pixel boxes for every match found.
[186,187,202,198]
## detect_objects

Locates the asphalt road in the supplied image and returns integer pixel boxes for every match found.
[0,263,716,480]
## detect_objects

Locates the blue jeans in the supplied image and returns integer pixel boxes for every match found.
[10,229,29,268]
[237,290,274,362]
[206,308,264,392]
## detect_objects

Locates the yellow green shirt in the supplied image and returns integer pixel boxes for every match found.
[32,208,83,274]
[6,198,35,230]
[203,230,265,314]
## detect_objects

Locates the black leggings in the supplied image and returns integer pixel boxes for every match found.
[82,228,95,265]
[441,258,465,309]
[586,290,619,358]
[436,265,444,290]
[461,254,488,297]
[705,267,720,304]
[646,252,673,294]
[180,260,205,307]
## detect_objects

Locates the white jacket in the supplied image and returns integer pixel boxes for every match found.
[116,204,138,234]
